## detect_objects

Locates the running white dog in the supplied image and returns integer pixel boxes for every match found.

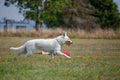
[10,32,72,59]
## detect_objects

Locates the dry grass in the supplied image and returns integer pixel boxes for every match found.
[0,28,120,39]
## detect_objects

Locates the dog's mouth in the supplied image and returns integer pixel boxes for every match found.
[65,41,73,45]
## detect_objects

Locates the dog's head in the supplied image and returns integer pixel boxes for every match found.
[56,32,73,45]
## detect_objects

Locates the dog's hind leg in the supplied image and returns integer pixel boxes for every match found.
[25,49,35,58]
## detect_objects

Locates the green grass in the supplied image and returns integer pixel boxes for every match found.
[0,37,120,80]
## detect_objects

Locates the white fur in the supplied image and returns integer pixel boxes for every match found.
[10,32,72,59]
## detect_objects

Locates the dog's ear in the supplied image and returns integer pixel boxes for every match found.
[62,32,67,36]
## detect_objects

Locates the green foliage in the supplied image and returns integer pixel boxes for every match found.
[5,0,44,30]
[89,0,120,29]
[4,0,120,29]
[4,0,71,28]
[41,0,71,27]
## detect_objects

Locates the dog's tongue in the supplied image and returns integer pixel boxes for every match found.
[62,51,71,56]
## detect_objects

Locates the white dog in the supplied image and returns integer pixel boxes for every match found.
[10,32,72,59]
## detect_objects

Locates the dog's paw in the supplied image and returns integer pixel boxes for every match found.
[67,56,71,59]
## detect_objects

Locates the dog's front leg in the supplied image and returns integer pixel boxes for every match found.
[50,52,54,59]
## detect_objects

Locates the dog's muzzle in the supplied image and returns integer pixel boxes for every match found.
[65,40,73,45]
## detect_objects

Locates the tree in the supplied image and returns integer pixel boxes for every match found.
[4,0,71,30]
[60,0,100,30]
[89,0,120,29]
[39,0,71,27]
[5,0,47,31]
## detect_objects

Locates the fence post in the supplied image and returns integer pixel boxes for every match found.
[4,18,8,32]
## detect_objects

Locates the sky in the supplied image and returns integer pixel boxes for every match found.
[114,0,120,11]
[0,0,120,21]
[0,0,24,21]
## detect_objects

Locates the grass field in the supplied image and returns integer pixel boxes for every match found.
[0,37,120,80]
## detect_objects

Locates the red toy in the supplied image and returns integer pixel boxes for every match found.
[62,51,71,56]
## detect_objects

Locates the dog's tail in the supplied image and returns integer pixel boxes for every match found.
[10,44,26,51]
